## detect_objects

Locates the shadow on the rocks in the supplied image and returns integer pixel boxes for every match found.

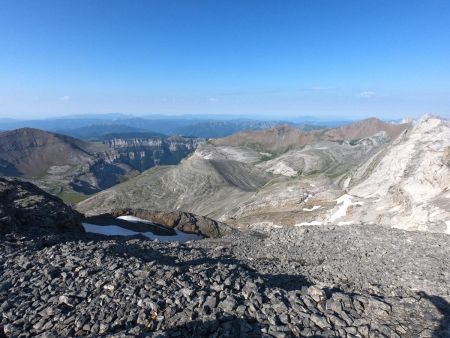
[418,291,450,338]
[153,315,266,338]
[108,240,312,292]
[25,233,311,292]
[258,273,310,291]
[152,314,326,338]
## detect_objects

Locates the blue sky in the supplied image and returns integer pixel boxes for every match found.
[0,0,449,119]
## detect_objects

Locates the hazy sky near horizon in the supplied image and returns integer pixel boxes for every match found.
[1,0,450,119]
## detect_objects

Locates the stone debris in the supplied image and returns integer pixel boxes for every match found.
[1,227,449,337]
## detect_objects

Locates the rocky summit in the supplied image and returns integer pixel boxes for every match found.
[0,224,449,337]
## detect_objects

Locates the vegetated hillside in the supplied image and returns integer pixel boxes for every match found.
[81,117,442,233]
[0,128,202,203]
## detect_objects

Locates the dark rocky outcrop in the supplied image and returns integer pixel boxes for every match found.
[0,177,84,234]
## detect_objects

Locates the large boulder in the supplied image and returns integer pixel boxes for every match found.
[0,177,84,234]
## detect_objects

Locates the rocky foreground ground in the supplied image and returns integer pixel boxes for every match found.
[1,224,449,338]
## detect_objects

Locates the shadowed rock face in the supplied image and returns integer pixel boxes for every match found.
[0,177,84,234]
[87,209,237,238]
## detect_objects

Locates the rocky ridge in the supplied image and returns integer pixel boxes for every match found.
[0,177,84,234]
[212,118,409,153]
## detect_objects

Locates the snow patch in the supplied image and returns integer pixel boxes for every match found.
[249,221,283,229]
[329,194,364,223]
[303,205,321,212]
[200,153,214,160]
[338,221,355,226]
[446,221,450,235]
[295,221,322,226]
[82,223,202,243]
[117,215,153,223]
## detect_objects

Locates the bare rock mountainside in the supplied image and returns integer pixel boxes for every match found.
[79,118,443,229]
[0,128,201,203]
[77,116,450,234]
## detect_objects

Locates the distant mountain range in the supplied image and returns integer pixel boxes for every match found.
[0,114,350,139]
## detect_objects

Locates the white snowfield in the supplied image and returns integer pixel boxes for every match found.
[295,221,323,226]
[328,194,364,223]
[338,221,355,226]
[303,205,321,212]
[117,215,153,223]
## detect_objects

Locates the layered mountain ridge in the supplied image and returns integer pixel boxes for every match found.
[76,116,450,233]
